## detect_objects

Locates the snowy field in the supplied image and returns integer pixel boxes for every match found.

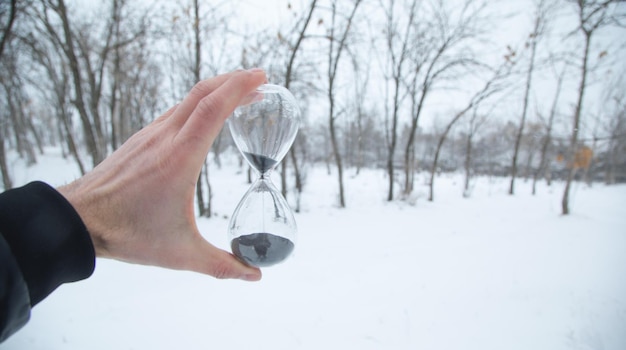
[2,147,626,350]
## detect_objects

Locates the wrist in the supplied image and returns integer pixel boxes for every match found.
[57,180,107,258]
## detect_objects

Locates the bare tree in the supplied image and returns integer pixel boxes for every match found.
[27,0,151,174]
[281,0,317,207]
[237,1,318,210]
[349,51,371,176]
[1,1,45,176]
[324,0,362,208]
[532,60,566,194]
[462,107,489,197]
[0,0,18,189]
[380,0,418,201]
[0,0,16,59]
[35,0,120,167]
[19,17,87,175]
[0,128,10,190]
[1,16,39,167]
[603,97,626,184]
[108,0,123,151]
[167,0,230,217]
[509,0,548,195]
[595,67,626,185]
[1,73,37,165]
[561,0,623,215]
[403,0,489,197]
[192,0,210,217]
[428,57,513,201]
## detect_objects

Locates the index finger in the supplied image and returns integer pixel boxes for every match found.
[167,71,237,129]
[174,69,267,158]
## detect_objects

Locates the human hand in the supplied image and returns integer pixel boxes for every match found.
[57,69,266,281]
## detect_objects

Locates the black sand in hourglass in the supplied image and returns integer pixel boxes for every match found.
[231,232,295,267]
[243,152,278,174]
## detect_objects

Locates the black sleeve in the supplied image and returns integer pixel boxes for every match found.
[0,181,95,342]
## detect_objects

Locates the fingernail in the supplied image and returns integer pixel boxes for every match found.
[247,67,264,73]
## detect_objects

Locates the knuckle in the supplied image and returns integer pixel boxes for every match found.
[189,79,213,99]
[211,259,234,280]
[195,94,221,118]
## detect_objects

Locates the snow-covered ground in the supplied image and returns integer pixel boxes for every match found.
[3,147,626,350]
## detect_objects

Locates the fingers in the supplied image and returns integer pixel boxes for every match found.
[174,69,267,159]
[167,71,236,129]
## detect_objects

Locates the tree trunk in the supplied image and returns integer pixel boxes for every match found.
[0,0,17,191]
[289,144,303,213]
[25,110,44,155]
[0,130,12,190]
[604,137,616,185]
[281,0,317,199]
[562,31,591,215]
[329,105,345,207]
[383,0,417,201]
[59,106,86,175]
[463,118,475,198]
[0,0,17,60]
[192,0,208,217]
[429,119,456,202]
[325,0,360,208]
[280,155,288,198]
[4,85,36,165]
[387,76,401,202]
[55,0,104,166]
[404,89,427,195]
[204,162,212,218]
[109,34,121,150]
[196,169,207,217]
[355,110,364,176]
[510,24,539,195]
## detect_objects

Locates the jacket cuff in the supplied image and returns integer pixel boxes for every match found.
[0,181,95,306]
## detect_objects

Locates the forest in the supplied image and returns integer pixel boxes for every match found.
[1,0,625,215]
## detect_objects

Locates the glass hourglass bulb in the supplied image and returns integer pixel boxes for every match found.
[227,84,301,267]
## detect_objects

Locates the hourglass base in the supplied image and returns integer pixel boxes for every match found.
[231,232,295,267]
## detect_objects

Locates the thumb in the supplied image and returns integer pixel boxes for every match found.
[190,238,262,281]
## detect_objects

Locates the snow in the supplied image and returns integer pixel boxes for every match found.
[2,147,626,350]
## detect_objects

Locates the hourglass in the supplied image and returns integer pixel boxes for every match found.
[227,84,301,267]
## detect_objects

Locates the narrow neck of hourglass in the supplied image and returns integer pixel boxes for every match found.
[258,168,274,180]
[242,151,279,176]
